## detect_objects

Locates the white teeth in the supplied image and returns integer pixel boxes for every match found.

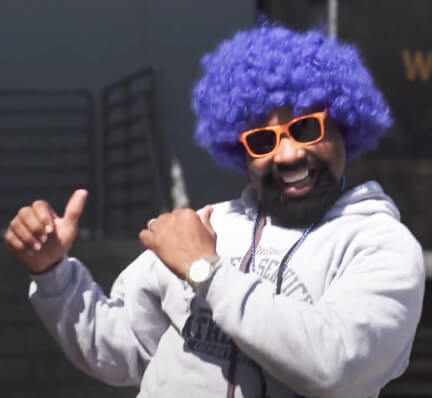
[281,169,309,184]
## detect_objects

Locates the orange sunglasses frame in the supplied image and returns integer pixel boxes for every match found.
[238,109,328,159]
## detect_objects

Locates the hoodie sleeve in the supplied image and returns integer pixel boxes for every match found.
[204,219,425,398]
[29,252,169,387]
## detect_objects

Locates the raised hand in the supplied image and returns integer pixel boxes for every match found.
[139,206,217,279]
[4,189,88,274]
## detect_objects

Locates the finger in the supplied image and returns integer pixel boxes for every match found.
[138,229,154,249]
[146,212,170,231]
[197,205,215,235]
[4,228,26,252]
[63,189,88,225]
[5,228,36,258]
[19,205,49,244]
[32,200,56,235]
[155,212,169,222]
[147,218,157,231]
[9,215,43,251]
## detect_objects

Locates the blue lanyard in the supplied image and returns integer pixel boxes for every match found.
[275,223,314,294]
[249,207,314,294]
[245,207,313,398]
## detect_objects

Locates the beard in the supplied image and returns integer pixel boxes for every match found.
[260,164,343,228]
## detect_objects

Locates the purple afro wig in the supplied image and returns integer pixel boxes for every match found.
[192,24,392,172]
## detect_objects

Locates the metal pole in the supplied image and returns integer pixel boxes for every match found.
[328,0,338,36]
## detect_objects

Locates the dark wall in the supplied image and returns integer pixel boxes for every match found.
[338,0,432,249]
[138,2,254,209]
[259,0,328,30]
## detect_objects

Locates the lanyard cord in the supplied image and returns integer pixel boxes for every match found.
[226,207,313,398]
[226,209,266,398]
[275,223,314,294]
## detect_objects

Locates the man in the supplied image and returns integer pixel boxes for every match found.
[5,24,425,398]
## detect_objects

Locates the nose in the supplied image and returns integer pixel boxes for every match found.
[273,136,307,165]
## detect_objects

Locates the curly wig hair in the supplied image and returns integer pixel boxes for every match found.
[192,24,392,172]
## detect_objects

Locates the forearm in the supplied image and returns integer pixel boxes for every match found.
[205,264,346,395]
[204,261,423,397]
[29,257,147,386]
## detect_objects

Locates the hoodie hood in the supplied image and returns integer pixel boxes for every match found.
[325,180,400,221]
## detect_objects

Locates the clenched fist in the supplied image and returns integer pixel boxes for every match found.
[4,189,88,274]
[139,205,217,279]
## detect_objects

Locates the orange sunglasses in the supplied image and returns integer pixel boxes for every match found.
[238,110,328,158]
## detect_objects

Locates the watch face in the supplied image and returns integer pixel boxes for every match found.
[189,260,212,283]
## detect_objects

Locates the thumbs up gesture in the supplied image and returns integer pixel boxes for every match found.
[4,189,88,274]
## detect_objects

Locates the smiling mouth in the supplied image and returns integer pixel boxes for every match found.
[277,168,318,196]
[281,169,309,184]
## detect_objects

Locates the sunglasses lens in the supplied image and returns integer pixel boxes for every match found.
[246,130,277,155]
[290,117,321,143]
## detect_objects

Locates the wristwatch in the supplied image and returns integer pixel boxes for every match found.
[186,254,220,288]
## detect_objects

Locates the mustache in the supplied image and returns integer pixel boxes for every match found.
[273,156,326,175]
[274,159,308,173]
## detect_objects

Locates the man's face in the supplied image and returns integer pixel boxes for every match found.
[245,106,346,227]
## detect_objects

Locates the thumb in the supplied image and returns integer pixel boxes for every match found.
[197,205,215,235]
[63,189,88,225]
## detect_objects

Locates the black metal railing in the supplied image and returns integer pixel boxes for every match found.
[0,90,95,234]
[102,68,171,237]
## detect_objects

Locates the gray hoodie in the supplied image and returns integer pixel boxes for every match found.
[29,181,425,398]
